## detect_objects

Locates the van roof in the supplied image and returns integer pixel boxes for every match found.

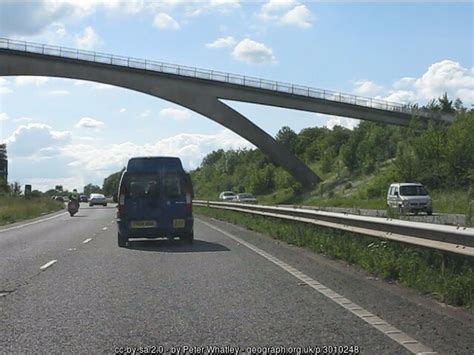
[390,182,423,186]
[126,156,184,173]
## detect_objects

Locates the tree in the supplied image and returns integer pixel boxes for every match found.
[83,183,102,196]
[438,92,455,113]
[10,181,22,196]
[276,126,299,154]
[103,168,125,197]
[0,143,8,191]
[454,98,466,114]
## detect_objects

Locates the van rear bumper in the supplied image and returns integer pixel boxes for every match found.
[117,218,193,239]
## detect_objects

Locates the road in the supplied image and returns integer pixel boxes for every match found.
[1,204,473,354]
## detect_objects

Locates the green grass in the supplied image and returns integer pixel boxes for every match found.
[0,196,64,226]
[195,206,474,312]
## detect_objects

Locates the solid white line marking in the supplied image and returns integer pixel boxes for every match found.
[0,212,68,234]
[40,260,57,271]
[199,218,436,355]
[82,238,92,244]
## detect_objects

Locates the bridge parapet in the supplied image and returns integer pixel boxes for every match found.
[0,37,453,124]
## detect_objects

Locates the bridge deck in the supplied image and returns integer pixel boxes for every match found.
[0,37,453,124]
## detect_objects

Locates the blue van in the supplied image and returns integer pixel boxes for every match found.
[116,156,194,247]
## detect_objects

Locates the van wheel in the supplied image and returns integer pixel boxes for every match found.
[427,209,433,216]
[181,232,194,244]
[118,232,128,248]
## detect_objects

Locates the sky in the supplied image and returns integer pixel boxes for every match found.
[0,0,473,192]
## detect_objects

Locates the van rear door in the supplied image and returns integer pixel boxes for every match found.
[123,173,162,228]
[162,172,189,229]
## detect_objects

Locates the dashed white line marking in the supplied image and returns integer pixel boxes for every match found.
[67,248,77,251]
[199,218,436,355]
[82,238,92,244]
[0,212,68,233]
[40,260,57,271]
[102,227,108,230]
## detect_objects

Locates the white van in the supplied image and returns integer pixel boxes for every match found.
[387,183,433,215]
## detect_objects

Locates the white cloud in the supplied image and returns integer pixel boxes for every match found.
[159,107,192,121]
[325,116,359,130]
[75,117,105,129]
[4,123,71,157]
[119,108,127,113]
[60,129,253,174]
[261,0,296,16]
[368,60,473,105]
[281,4,312,28]
[0,78,13,95]
[184,0,240,17]
[74,26,101,49]
[153,13,180,30]
[414,60,474,103]
[14,117,34,123]
[206,36,236,48]
[353,80,384,96]
[381,90,417,104]
[0,113,9,122]
[232,38,276,64]
[0,1,96,37]
[140,109,151,118]
[393,77,416,90]
[79,136,94,141]
[259,1,312,28]
[15,76,49,86]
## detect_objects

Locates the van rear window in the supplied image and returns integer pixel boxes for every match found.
[163,174,182,198]
[128,175,159,197]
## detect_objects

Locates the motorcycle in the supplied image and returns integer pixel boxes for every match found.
[67,200,79,216]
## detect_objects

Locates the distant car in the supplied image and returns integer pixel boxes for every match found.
[387,183,432,215]
[235,193,257,203]
[79,194,88,202]
[219,191,236,201]
[89,193,107,207]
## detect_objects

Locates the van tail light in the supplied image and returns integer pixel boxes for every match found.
[118,183,128,218]
[185,192,192,214]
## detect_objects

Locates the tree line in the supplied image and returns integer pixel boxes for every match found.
[189,94,473,199]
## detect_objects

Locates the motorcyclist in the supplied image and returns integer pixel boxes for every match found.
[69,189,80,202]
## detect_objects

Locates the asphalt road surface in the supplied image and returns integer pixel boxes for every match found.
[1,203,473,354]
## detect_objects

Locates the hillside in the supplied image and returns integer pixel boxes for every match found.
[189,106,473,216]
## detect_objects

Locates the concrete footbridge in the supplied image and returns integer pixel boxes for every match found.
[0,38,454,188]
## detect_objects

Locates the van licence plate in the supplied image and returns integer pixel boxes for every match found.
[131,220,157,228]
[173,219,185,228]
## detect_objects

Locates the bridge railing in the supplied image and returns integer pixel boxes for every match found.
[1,37,424,116]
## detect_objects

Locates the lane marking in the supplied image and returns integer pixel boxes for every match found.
[67,247,77,251]
[199,218,436,355]
[102,227,108,230]
[0,212,68,234]
[40,259,57,271]
[82,238,92,244]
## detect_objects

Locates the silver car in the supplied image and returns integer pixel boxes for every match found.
[387,183,432,215]
[235,193,257,203]
[219,191,236,201]
[89,193,107,207]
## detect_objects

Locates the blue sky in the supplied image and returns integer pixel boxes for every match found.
[0,0,473,191]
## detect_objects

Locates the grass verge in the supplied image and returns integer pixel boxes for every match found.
[0,196,64,226]
[195,206,474,312]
